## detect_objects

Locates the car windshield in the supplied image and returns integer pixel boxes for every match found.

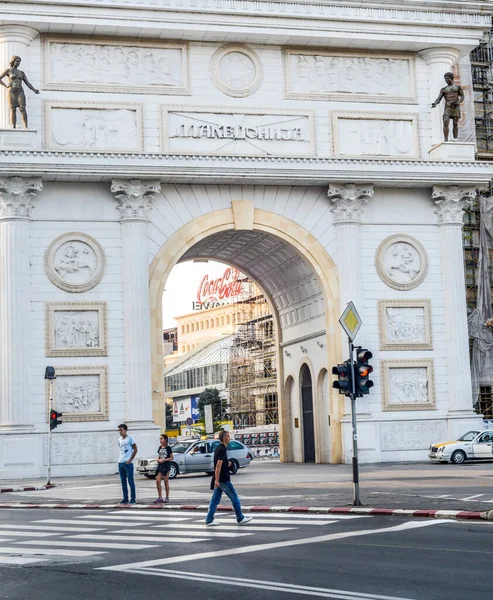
[457,431,481,441]
[171,442,194,453]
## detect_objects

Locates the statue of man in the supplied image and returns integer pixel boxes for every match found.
[431,72,464,142]
[0,55,39,129]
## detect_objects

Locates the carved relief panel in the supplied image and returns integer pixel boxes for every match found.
[46,302,107,357]
[210,45,263,97]
[43,37,189,95]
[332,113,419,159]
[162,106,314,156]
[382,360,435,411]
[375,234,428,291]
[44,432,115,466]
[381,421,446,452]
[44,232,106,293]
[48,366,108,422]
[284,50,416,103]
[44,101,143,152]
[378,300,432,351]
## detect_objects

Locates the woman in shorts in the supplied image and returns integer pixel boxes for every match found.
[154,434,173,504]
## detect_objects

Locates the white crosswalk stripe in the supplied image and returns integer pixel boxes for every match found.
[0,556,48,565]
[0,524,105,532]
[68,533,209,543]
[17,540,159,550]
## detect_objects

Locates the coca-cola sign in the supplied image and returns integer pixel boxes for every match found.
[196,267,246,305]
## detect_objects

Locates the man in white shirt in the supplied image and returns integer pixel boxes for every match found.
[117,423,138,505]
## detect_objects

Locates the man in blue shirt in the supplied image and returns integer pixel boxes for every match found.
[117,423,138,505]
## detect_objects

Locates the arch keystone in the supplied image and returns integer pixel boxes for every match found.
[232,199,254,230]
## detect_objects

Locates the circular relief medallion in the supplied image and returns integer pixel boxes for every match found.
[45,232,106,293]
[211,45,263,97]
[375,234,428,291]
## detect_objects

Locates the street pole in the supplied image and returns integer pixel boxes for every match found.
[348,339,362,506]
[46,378,53,486]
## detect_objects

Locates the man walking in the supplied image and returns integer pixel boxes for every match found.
[205,430,253,526]
[117,423,138,505]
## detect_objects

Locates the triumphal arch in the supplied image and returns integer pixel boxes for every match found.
[0,0,492,477]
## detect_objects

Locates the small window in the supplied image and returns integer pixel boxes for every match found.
[227,441,243,450]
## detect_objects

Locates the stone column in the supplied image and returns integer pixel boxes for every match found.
[0,176,42,430]
[111,179,161,425]
[419,48,460,146]
[432,185,477,413]
[0,25,39,128]
[328,183,373,415]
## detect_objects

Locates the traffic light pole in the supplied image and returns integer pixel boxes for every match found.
[348,340,362,506]
[46,379,54,486]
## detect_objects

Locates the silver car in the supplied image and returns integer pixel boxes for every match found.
[136,438,253,479]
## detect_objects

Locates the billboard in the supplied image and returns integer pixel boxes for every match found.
[173,395,200,423]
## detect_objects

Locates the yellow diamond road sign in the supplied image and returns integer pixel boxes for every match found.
[339,302,362,341]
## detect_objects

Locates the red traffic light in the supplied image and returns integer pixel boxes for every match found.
[49,410,63,431]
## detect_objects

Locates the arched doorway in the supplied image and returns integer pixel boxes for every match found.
[300,364,316,463]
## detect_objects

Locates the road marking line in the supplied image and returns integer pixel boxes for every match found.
[194,518,337,526]
[117,528,252,538]
[0,531,58,538]
[462,494,484,501]
[0,547,105,557]
[36,519,153,527]
[16,540,159,550]
[70,533,208,543]
[152,523,295,532]
[99,520,448,572]
[109,510,361,520]
[78,514,192,522]
[0,556,48,565]
[0,524,104,533]
[121,567,416,600]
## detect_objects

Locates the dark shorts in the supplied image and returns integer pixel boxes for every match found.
[156,463,170,475]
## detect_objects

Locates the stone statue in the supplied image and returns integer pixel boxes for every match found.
[431,72,464,142]
[0,56,39,129]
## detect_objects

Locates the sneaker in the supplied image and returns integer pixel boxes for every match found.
[206,520,221,526]
[164,498,170,504]
[120,500,129,505]
[129,500,136,504]
[154,498,164,504]
[238,516,253,525]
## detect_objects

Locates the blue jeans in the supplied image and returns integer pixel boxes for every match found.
[118,462,136,503]
[206,481,244,524]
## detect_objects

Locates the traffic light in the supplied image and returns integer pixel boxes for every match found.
[332,361,352,396]
[355,348,373,397]
[49,410,63,431]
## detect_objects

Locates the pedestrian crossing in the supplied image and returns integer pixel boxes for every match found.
[0,509,370,568]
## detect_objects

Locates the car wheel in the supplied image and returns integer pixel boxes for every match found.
[450,450,467,464]
[168,463,179,479]
[144,474,156,480]
[229,459,239,475]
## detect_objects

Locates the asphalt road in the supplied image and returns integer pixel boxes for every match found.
[2,460,493,511]
[0,507,492,600]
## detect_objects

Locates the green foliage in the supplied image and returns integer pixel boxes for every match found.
[197,387,229,432]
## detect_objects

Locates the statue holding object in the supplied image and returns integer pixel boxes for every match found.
[0,56,39,129]
[431,72,464,142]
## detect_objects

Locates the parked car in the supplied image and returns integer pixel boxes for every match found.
[428,430,493,464]
[136,438,253,479]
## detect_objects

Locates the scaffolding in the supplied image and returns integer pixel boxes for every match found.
[227,282,278,429]
[471,30,493,157]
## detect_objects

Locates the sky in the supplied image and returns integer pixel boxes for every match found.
[162,260,232,328]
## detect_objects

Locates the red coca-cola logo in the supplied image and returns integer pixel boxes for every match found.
[197,267,244,304]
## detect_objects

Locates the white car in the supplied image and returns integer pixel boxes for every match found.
[428,430,493,464]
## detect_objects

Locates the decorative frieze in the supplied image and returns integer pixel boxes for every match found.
[111,179,161,220]
[381,420,446,452]
[381,359,435,411]
[44,431,115,466]
[284,50,415,103]
[431,185,478,225]
[163,106,314,156]
[44,232,106,293]
[378,299,432,351]
[210,44,263,98]
[43,37,189,95]
[332,112,420,159]
[0,176,42,219]
[328,183,373,224]
[45,302,107,357]
[44,101,143,152]
[375,234,428,291]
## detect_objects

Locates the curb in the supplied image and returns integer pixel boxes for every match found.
[0,485,56,494]
[0,502,490,521]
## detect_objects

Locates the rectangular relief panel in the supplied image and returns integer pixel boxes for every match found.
[162,106,315,156]
[47,366,108,422]
[332,112,420,159]
[43,37,189,95]
[378,300,432,351]
[381,359,435,412]
[44,101,143,152]
[284,50,416,103]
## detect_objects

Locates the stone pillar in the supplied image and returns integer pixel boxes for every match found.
[0,176,42,430]
[0,25,39,128]
[111,179,161,425]
[419,48,460,146]
[432,185,477,413]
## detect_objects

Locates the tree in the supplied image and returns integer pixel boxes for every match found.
[197,387,229,432]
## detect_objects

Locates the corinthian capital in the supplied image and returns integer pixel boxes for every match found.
[0,176,43,219]
[328,183,374,224]
[431,185,477,225]
[111,179,161,221]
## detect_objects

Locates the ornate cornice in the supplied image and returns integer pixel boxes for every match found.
[111,179,161,221]
[328,183,374,224]
[0,176,43,220]
[431,185,478,225]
